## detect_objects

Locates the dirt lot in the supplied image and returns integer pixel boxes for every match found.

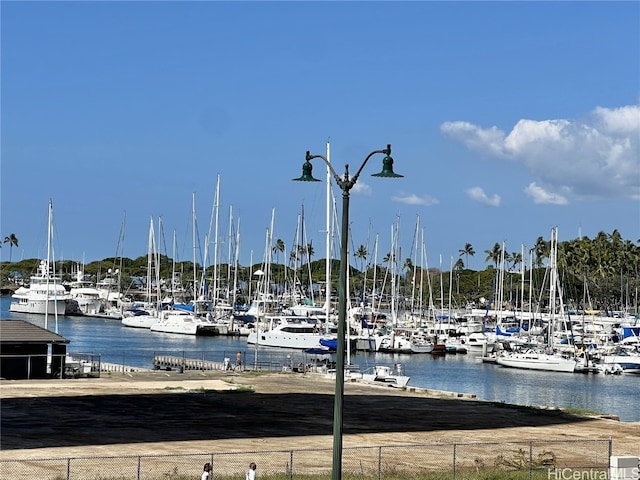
[1,369,638,460]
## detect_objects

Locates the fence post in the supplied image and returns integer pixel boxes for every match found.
[529,441,533,480]
[378,446,382,480]
[290,449,294,480]
[608,436,613,459]
[452,442,456,480]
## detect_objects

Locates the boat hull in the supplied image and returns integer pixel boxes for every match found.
[497,352,577,373]
[9,299,67,316]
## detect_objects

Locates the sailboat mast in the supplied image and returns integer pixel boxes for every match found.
[325,140,332,322]
[231,217,241,330]
[155,217,162,310]
[44,199,53,330]
[147,217,154,306]
[227,205,233,304]
[410,216,420,314]
[171,230,177,302]
[192,193,197,302]
[212,175,220,307]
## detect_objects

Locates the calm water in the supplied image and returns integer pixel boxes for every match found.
[2,296,638,422]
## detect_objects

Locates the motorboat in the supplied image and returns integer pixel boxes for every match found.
[247,315,336,349]
[121,305,161,329]
[150,310,220,336]
[9,260,70,315]
[67,265,103,315]
[361,364,410,388]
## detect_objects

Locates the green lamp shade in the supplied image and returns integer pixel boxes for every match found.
[371,155,403,178]
[293,160,321,182]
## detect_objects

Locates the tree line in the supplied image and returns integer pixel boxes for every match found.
[1,230,638,313]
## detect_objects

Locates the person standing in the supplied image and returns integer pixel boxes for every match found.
[246,462,257,480]
[201,462,212,480]
[235,351,242,371]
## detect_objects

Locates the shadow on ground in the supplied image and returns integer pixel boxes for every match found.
[1,390,590,450]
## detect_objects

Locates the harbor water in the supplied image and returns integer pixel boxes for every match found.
[1,296,638,422]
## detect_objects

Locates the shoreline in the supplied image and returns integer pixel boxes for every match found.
[2,369,639,461]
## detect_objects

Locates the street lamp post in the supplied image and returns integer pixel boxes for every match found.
[293,144,402,480]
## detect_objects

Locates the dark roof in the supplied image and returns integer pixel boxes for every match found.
[0,319,69,344]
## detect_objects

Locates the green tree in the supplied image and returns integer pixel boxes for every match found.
[484,243,501,268]
[304,242,314,262]
[403,257,414,277]
[509,252,523,272]
[3,233,19,262]
[533,236,549,268]
[458,242,475,269]
[354,245,368,271]
[272,238,285,264]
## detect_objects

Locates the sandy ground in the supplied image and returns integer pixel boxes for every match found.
[1,369,639,460]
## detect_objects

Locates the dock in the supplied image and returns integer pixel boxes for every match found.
[153,354,225,372]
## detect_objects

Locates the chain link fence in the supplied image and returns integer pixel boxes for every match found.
[0,438,616,480]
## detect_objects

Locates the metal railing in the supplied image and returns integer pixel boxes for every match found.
[0,438,619,480]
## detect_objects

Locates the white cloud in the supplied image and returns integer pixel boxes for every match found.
[352,181,372,195]
[523,182,569,205]
[465,187,501,207]
[391,193,439,206]
[441,103,640,200]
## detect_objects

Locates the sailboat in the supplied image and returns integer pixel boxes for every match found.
[122,217,162,329]
[10,200,70,316]
[496,228,584,373]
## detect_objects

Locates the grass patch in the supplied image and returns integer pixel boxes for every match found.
[560,406,604,417]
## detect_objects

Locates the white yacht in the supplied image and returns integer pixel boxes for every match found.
[150,310,220,336]
[67,265,103,315]
[9,260,70,315]
[121,304,162,329]
[247,316,335,349]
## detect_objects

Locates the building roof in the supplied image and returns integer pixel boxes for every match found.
[0,319,69,345]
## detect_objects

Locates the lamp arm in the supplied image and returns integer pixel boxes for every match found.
[306,152,344,186]
[350,144,392,187]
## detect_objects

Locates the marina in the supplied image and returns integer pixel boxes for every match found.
[1,296,638,422]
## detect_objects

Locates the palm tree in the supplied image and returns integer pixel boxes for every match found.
[458,243,475,269]
[3,233,18,262]
[533,236,549,268]
[271,238,285,288]
[304,242,314,262]
[484,243,501,268]
[272,238,285,265]
[403,257,413,277]
[509,252,523,272]
[354,245,368,272]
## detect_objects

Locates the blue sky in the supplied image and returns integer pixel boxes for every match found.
[1,1,639,271]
